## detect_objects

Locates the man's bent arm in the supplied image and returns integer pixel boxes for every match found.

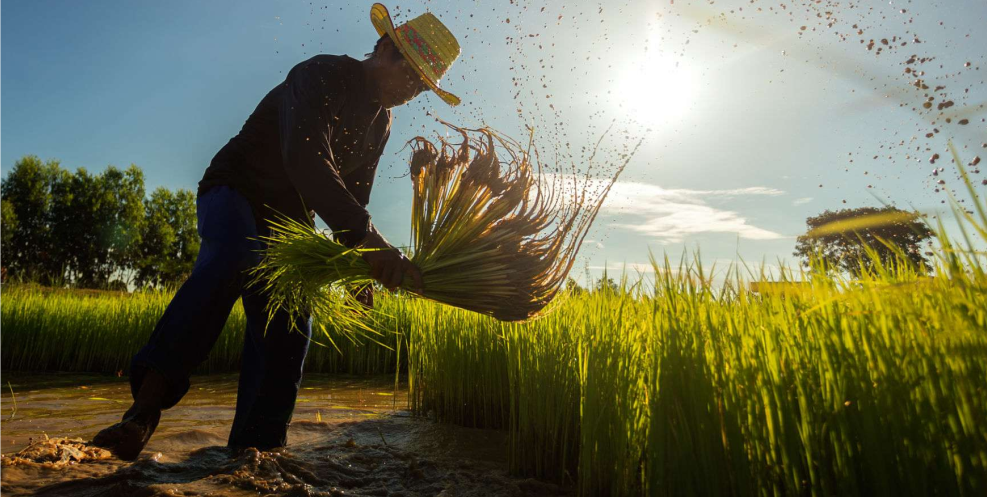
[279,61,370,246]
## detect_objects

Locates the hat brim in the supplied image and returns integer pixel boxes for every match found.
[371,3,461,106]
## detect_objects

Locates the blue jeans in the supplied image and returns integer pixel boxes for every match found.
[130,185,312,450]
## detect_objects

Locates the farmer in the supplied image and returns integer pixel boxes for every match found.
[92,3,461,460]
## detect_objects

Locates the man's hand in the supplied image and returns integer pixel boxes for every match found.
[358,226,424,293]
[350,284,374,310]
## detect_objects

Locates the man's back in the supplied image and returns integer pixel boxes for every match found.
[199,54,391,229]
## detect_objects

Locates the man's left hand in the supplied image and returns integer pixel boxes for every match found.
[351,285,374,310]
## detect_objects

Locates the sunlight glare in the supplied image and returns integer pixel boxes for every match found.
[613,44,698,129]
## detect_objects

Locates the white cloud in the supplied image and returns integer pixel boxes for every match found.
[588,262,656,274]
[792,197,813,206]
[584,239,605,249]
[591,180,787,243]
[673,186,785,197]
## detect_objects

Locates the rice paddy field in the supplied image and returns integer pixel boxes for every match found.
[3,243,986,496]
[0,285,404,376]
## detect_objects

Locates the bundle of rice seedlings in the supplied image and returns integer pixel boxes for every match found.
[251,122,638,325]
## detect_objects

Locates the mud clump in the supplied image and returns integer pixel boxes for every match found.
[0,436,112,468]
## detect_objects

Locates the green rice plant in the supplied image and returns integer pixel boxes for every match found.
[575,286,650,495]
[504,299,581,482]
[397,298,512,429]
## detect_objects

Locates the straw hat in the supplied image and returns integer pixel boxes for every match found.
[370,3,461,106]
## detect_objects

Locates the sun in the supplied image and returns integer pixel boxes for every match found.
[613,47,698,129]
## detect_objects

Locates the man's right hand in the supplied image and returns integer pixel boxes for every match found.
[358,226,424,293]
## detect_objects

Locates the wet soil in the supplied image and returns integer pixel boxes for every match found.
[0,373,570,496]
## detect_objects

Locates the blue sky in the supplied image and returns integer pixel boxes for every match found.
[3,0,986,284]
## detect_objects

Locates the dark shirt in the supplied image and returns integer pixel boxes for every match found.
[199,54,391,245]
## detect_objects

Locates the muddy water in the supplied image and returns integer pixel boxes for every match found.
[0,373,568,496]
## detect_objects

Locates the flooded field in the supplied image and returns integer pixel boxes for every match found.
[0,373,568,496]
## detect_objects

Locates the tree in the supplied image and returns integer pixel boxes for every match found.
[168,189,199,283]
[56,166,143,288]
[134,188,177,288]
[594,276,619,294]
[135,187,198,288]
[48,165,83,284]
[55,167,100,285]
[794,206,934,277]
[106,165,147,285]
[1,199,18,279]
[565,276,586,295]
[0,156,63,283]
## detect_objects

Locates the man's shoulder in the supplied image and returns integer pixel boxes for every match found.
[289,54,361,80]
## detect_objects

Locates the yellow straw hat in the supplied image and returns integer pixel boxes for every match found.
[370,3,461,106]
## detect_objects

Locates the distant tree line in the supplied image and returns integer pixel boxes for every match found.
[565,275,620,295]
[1,155,199,290]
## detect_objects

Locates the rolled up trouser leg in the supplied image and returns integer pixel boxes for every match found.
[130,186,259,409]
[228,279,312,450]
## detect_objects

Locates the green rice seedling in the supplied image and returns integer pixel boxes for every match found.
[504,300,581,482]
[400,300,512,428]
[575,285,650,495]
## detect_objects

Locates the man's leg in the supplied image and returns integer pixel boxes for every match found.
[93,186,259,459]
[227,279,312,450]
